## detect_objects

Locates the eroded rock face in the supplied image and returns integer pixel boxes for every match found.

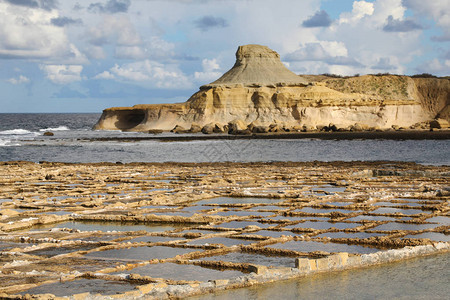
[94,45,448,132]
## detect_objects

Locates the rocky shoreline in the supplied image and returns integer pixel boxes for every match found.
[81,129,450,142]
[0,161,448,299]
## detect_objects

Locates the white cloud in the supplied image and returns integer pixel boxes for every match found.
[40,65,83,84]
[115,46,147,59]
[403,0,450,41]
[286,41,348,61]
[339,1,374,24]
[94,71,115,80]
[194,58,222,83]
[286,0,422,75]
[7,75,30,84]
[97,60,193,89]
[0,2,85,62]
[85,45,106,60]
[415,59,450,75]
[87,15,142,46]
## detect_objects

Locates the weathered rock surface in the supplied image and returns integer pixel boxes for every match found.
[94,45,449,132]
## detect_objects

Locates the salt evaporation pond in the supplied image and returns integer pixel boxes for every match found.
[190,253,450,300]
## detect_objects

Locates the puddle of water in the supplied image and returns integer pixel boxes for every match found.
[371,222,439,231]
[402,202,425,207]
[269,216,331,222]
[148,188,172,192]
[302,216,334,221]
[267,240,380,254]
[71,234,124,242]
[373,202,401,207]
[212,210,274,217]
[36,210,73,215]
[85,245,196,261]
[251,230,302,238]
[147,179,172,183]
[324,202,353,207]
[249,205,286,211]
[150,211,196,217]
[346,215,398,222]
[117,262,245,281]
[268,216,307,222]
[180,205,215,213]
[123,235,183,243]
[0,241,36,251]
[20,278,137,297]
[49,221,182,233]
[14,208,39,212]
[371,208,425,215]
[287,221,359,230]
[425,216,450,226]
[216,221,272,229]
[191,253,450,300]
[195,197,282,205]
[27,244,100,258]
[315,232,385,239]
[141,205,176,210]
[201,251,296,268]
[297,207,356,214]
[311,186,347,193]
[178,229,219,235]
[186,237,255,247]
[403,232,450,242]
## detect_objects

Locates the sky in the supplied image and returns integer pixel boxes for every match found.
[0,0,449,113]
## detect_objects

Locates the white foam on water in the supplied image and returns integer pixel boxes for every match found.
[0,128,39,146]
[0,129,35,135]
[39,126,70,132]
[0,139,21,146]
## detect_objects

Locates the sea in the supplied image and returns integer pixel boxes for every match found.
[0,113,449,165]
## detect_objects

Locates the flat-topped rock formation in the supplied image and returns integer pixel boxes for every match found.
[94,45,449,133]
[205,44,308,87]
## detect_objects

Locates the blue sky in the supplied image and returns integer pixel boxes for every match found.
[0,0,449,112]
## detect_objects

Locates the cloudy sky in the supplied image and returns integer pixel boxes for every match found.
[1,0,449,112]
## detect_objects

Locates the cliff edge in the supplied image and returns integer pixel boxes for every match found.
[94,45,449,132]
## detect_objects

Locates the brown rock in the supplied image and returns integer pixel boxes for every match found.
[171,125,187,133]
[252,125,269,133]
[201,123,215,134]
[43,131,54,136]
[213,123,225,133]
[430,118,449,129]
[228,119,247,134]
[189,123,202,133]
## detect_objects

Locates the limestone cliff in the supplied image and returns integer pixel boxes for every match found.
[94,44,449,132]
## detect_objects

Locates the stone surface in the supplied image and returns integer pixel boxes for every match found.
[1,161,448,298]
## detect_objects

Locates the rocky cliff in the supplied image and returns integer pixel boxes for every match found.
[94,44,449,133]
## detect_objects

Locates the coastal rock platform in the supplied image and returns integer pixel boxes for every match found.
[0,161,448,298]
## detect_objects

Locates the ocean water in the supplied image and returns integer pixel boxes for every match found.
[0,113,449,165]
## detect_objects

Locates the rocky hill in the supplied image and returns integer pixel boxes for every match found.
[94,45,449,133]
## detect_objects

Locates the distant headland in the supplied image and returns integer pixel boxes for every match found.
[94,44,449,134]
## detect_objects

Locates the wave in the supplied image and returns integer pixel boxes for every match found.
[39,126,70,132]
[0,129,37,135]
[0,139,20,147]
